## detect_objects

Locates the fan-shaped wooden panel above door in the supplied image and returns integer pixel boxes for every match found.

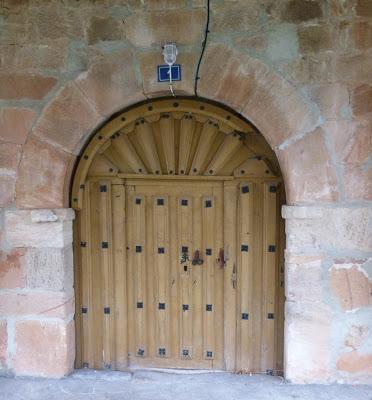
[72,99,280,210]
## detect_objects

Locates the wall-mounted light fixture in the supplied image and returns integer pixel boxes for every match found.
[162,43,178,96]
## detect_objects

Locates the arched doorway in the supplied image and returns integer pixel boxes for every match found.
[72,98,285,374]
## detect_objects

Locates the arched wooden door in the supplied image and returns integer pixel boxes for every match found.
[73,99,285,374]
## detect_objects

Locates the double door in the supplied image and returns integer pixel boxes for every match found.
[74,178,284,373]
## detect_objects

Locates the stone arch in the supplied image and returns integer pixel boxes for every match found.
[15,44,337,209]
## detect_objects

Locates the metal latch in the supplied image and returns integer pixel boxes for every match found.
[192,250,204,265]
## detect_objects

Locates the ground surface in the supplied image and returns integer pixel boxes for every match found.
[0,369,371,400]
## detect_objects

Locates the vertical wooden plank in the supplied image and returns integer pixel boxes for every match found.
[80,182,95,368]
[178,195,193,359]
[236,182,254,372]
[276,182,286,375]
[251,182,263,372]
[145,193,156,359]
[261,182,277,373]
[169,195,179,359]
[112,183,128,370]
[159,115,175,174]
[213,184,224,368]
[178,115,195,175]
[133,190,147,359]
[90,181,103,369]
[192,195,203,361]
[135,120,161,174]
[125,185,135,359]
[223,181,238,372]
[99,180,115,369]
[202,195,215,360]
[154,195,170,358]
[73,208,83,368]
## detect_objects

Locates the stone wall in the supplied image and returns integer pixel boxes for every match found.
[0,0,371,383]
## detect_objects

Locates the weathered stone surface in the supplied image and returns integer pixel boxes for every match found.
[124,9,206,47]
[345,325,370,350]
[309,84,349,119]
[335,53,372,83]
[337,351,372,375]
[285,302,332,383]
[0,175,16,207]
[344,164,372,201]
[16,135,73,209]
[26,246,73,292]
[5,209,73,248]
[325,120,371,165]
[0,249,26,289]
[146,0,187,9]
[13,319,74,377]
[330,263,372,311]
[298,24,333,53]
[76,51,144,117]
[0,320,7,370]
[356,0,372,17]
[0,107,36,144]
[0,42,68,71]
[0,143,22,172]
[32,82,101,154]
[282,205,323,219]
[87,16,125,45]
[285,207,372,252]
[0,73,57,100]
[211,1,261,32]
[285,254,323,302]
[282,0,322,22]
[233,34,268,52]
[352,21,372,50]
[352,84,372,118]
[278,129,339,203]
[198,43,319,148]
[139,50,198,96]
[0,291,74,318]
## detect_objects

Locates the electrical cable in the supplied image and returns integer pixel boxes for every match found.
[194,0,210,97]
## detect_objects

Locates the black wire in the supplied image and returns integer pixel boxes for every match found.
[194,0,210,97]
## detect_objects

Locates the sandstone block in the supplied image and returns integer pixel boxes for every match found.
[278,128,339,203]
[330,263,372,311]
[5,209,73,248]
[337,351,372,377]
[352,84,372,118]
[344,164,372,201]
[282,0,322,22]
[285,302,332,383]
[335,53,372,83]
[0,143,22,172]
[0,290,74,318]
[309,83,349,119]
[0,320,7,370]
[351,21,372,50]
[285,254,323,302]
[87,16,125,45]
[282,205,323,219]
[124,9,206,47]
[356,0,372,17]
[198,43,319,148]
[0,108,36,145]
[0,175,16,207]
[13,319,74,377]
[0,73,57,100]
[0,249,26,289]
[32,82,101,155]
[16,135,73,209]
[298,24,333,54]
[287,207,372,253]
[75,51,144,117]
[26,246,73,292]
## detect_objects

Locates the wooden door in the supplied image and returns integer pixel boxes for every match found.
[125,180,224,369]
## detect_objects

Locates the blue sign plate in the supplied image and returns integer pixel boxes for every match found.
[157,64,182,82]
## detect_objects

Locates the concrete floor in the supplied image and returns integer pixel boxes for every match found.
[0,369,371,400]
